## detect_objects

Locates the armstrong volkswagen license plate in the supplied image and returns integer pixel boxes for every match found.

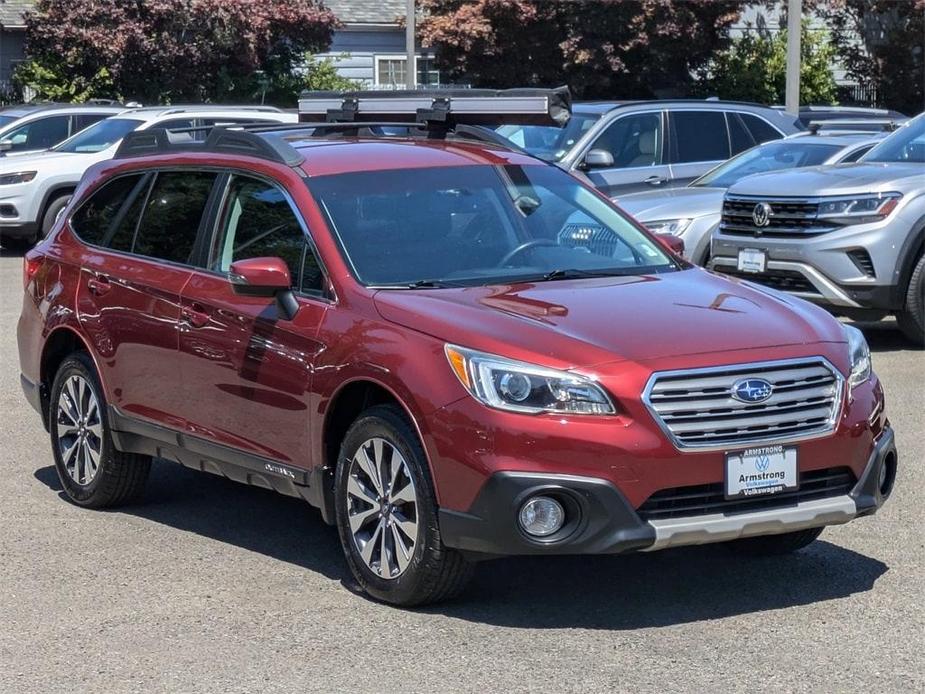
[737,248,767,273]
[725,445,798,499]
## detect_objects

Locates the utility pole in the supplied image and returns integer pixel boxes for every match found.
[406,0,416,89]
[785,0,802,115]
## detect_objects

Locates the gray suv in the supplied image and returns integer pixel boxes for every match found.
[496,100,802,197]
[710,113,925,345]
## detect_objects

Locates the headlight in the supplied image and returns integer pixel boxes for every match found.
[445,345,616,415]
[0,171,37,186]
[843,324,871,388]
[817,193,901,224]
[643,218,693,235]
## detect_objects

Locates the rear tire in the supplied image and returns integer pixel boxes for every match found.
[897,253,925,347]
[49,352,151,508]
[334,404,474,606]
[724,527,824,556]
[41,194,71,240]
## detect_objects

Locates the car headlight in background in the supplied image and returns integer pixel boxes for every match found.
[843,324,871,388]
[817,193,901,224]
[0,171,37,186]
[643,218,693,235]
[445,345,616,415]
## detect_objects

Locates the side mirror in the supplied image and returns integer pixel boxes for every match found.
[656,233,685,256]
[229,256,299,319]
[582,148,614,169]
[0,140,12,153]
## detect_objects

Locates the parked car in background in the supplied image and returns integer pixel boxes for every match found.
[18,90,897,606]
[0,105,297,248]
[617,131,886,265]
[0,102,125,157]
[495,100,802,197]
[711,113,925,345]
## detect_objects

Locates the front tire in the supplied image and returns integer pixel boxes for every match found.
[724,527,824,556]
[41,194,71,240]
[334,405,473,606]
[50,352,151,508]
[897,253,925,347]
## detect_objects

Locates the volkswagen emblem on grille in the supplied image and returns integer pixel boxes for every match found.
[731,378,774,403]
[752,202,772,228]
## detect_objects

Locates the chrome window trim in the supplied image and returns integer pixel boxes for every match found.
[642,356,845,452]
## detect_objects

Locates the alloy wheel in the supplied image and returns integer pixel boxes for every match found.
[56,375,103,486]
[346,437,419,579]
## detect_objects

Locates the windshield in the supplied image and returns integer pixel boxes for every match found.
[309,164,678,288]
[694,141,843,188]
[862,115,925,163]
[495,114,599,161]
[54,118,143,154]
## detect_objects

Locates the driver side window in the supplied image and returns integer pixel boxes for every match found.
[589,113,663,169]
[211,176,323,295]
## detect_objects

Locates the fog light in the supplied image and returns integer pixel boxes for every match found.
[519,496,565,537]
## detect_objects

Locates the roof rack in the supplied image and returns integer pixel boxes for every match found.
[298,87,571,127]
[806,119,903,134]
[114,124,306,166]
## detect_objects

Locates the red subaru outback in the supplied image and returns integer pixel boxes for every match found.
[17,91,897,606]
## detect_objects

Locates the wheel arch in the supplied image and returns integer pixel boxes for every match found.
[895,215,925,306]
[39,326,101,429]
[38,184,77,231]
[318,377,435,525]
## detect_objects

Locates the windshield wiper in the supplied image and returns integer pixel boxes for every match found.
[538,268,617,281]
[404,279,459,289]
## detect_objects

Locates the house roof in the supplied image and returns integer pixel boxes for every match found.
[0,0,32,28]
[323,0,406,26]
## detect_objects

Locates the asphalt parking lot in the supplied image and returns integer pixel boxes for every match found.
[0,249,922,693]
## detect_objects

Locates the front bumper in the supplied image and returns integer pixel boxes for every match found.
[0,221,39,240]
[440,426,897,558]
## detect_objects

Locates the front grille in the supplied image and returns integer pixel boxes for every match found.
[637,467,856,521]
[715,267,819,294]
[645,359,843,449]
[721,195,836,237]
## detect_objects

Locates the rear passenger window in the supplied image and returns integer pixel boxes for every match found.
[670,111,730,163]
[740,114,783,144]
[133,171,216,264]
[71,174,147,248]
[728,113,756,154]
[211,176,323,294]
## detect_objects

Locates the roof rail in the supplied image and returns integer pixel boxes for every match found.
[114,124,305,166]
[298,87,571,127]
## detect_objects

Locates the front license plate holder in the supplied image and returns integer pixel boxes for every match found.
[725,445,798,500]
[737,248,767,273]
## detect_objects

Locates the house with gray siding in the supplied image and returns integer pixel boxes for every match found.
[318,0,442,87]
[0,0,29,85]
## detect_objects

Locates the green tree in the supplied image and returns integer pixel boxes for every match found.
[699,19,839,105]
[813,0,924,114]
[17,0,339,104]
[418,0,748,99]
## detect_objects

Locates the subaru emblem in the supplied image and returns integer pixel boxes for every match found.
[731,378,774,403]
[752,202,772,228]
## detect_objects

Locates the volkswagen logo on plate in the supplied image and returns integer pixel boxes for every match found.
[752,202,772,228]
[731,378,774,403]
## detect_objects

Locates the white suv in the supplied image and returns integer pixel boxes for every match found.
[0,105,297,248]
[0,102,125,157]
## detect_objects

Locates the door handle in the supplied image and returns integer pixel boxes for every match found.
[87,275,111,297]
[644,175,666,186]
[181,304,210,328]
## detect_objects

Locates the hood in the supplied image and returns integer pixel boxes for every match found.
[615,187,725,221]
[728,162,923,197]
[373,268,845,369]
[0,150,86,174]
